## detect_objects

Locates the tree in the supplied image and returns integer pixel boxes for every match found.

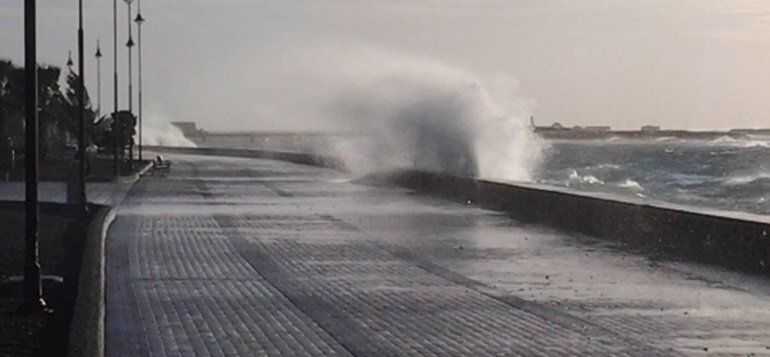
[0,59,24,146]
[0,58,98,162]
[61,69,97,144]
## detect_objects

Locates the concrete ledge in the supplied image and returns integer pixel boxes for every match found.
[373,170,770,276]
[67,205,115,357]
[143,146,347,172]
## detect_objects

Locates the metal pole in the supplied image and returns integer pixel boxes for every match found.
[126,0,134,162]
[127,2,133,113]
[77,0,87,212]
[136,1,143,161]
[23,0,45,311]
[96,40,102,119]
[113,0,119,176]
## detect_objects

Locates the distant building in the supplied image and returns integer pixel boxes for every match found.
[171,122,202,138]
[641,125,661,132]
[550,122,566,130]
[584,126,611,132]
[573,126,584,130]
[730,128,770,135]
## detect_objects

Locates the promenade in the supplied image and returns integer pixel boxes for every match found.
[105,153,770,356]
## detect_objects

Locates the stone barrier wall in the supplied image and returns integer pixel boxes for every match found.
[377,170,770,276]
[143,146,347,172]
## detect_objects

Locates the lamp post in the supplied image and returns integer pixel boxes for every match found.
[125,0,135,162]
[95,41,102,119]
[112,0,119,176]
[135,2,144,161]
[23,0,45,311]
[77,0,87,212]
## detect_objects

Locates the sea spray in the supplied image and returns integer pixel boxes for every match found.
[140,115,197,147]
[327,55,544,181]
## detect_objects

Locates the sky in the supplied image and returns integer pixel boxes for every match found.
[2,0,770,131]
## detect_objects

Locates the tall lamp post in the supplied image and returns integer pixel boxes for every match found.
[23,0,45,310]
[95,41,102,119]
[135,1,144,161]
[125,0,135,162]
[77,0,87,212]
[112,0,119,176]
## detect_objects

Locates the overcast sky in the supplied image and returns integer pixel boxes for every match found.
[2,1,770,131]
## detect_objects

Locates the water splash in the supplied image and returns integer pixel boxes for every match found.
[140,115,197,147]
[328,55,544,181]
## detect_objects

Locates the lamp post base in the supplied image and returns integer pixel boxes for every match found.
[21,263,47,312]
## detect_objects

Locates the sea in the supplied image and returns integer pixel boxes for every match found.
[535,135,770,216]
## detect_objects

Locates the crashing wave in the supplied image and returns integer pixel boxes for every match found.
[723,172,770,186]
[709,136,770,148]
[567,170,604,186]
[617,179,644,191]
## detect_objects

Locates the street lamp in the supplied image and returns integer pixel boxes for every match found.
[135,1,144,161]
[112,0,119,176]
[66,51,74,68]
[95,40,102,119]
[125,0,135,162]
[23,0,45,311]
[76,0,87,212]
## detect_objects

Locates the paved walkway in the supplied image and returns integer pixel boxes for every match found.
[105,153,770,356]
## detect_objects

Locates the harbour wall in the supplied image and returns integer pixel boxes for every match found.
[375,170,769,276]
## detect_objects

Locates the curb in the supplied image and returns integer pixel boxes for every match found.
[67,205,116,357]
[115,161,154,185]
[67,162,149,357]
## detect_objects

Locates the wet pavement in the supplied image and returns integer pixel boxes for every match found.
[105,153,770,356]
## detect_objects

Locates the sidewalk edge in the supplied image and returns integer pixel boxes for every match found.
[66,205,116,357]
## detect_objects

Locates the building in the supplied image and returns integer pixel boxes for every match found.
[550,122,566,130]
[584,126,611,132]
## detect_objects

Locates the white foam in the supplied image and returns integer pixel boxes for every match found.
[327,52,544,181]
[140,115,197,147]
[618,179,644,191]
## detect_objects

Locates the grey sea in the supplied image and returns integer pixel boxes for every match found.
[537,136,770,216]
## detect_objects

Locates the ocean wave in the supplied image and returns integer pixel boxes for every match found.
[709,136,770,148]
[567,170,604,186]
[596,163,621,170]
[617,179,644,191]
[722,172,770,186]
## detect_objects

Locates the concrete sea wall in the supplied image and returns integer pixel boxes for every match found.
[376,170,770,276]
[144,145,347,172]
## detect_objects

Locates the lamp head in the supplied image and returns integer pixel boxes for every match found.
[66,51,74,67]
[135,13,145,25]
[126,37,135,48]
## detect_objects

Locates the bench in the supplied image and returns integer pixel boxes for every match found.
[152,155,172,174]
